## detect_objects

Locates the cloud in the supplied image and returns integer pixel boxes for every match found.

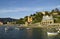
[0,8,29,13]
[0,7,43,13]
[52,5,60,8]
[56,5,60,8]
[0,5,60,13]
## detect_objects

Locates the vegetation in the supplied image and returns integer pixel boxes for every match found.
[0,8,60,24]
[16,8,60,24]
[16,18,25,24]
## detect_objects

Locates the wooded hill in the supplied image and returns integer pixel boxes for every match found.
[0,18,18,24]
[16,8,60,24]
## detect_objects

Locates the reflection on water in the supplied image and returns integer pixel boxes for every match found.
[48,33,60,39]
[32,28,48,39]
[0,26,60,39]
[0,26,27,39]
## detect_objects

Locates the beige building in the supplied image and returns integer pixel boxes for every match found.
[0,22,3,25]
[7,22,16,25]
[41,15,54,25]
[52,12,58,15]
[40,12,60,27]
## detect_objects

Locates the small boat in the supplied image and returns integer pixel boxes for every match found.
[5,28,8,32]
[47,32,58,36]
[26,28,30,30]
[15,28,19,30]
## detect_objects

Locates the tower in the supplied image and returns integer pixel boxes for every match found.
[25,16,32,26]
[28,16,32,24]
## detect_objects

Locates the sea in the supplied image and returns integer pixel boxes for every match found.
[0,26,60,39]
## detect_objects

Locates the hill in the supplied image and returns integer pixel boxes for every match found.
[16,8,60,24]
[0,8,60,24]
[0,18,18,24]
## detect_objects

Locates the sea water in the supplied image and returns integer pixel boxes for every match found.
[0,26,59,39]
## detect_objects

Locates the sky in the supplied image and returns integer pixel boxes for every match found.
[0,0,60,19]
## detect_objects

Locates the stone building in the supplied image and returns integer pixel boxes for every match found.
[41,15,54,25]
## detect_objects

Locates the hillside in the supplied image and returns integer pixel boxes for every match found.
[0,8,60,24]
[16,8,60,24]
[0,18,18,24]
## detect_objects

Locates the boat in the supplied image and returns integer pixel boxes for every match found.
[47,32,58,36]
[26,28,30,30]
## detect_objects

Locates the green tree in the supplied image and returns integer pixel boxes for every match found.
[16,18,25,24]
